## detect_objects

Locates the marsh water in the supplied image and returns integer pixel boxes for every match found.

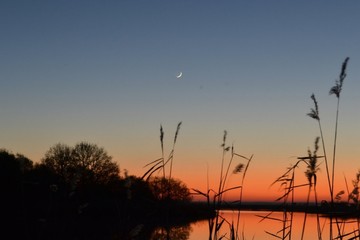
[151,210,360,240]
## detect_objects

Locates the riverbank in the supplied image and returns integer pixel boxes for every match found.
[216,201,360,218]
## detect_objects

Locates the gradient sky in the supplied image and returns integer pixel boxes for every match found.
[1,1,360,202]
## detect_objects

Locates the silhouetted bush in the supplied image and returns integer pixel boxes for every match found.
[149,176,192,202]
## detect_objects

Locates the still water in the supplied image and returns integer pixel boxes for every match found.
[162,210,360,240]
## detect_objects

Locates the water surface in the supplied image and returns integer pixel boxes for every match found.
[185,210,360,240]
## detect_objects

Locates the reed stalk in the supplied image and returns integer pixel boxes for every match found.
[160,125,165,178]
[329,57,349,205]
[306,57,350,239]
[261,161,303,239]
[142,122,182,182]
[308,94,332,201]
[233,153,253,240]
[329,57,349,239]
[300,137,322,240]
[192,131,252,240]
[169,122,182,180]
[214,131,230,240]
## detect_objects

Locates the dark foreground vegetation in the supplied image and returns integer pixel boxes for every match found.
[0,145,213,240]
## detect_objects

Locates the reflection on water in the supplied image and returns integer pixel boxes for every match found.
[49,210,359,239]
[186,210,360,240]
[41,210,359,239]
[150,225,191,240]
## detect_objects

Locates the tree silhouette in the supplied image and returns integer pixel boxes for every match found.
[42,142,119,187]
[0,149,34,235]
[42,143,74,183]
[0,149,33,193]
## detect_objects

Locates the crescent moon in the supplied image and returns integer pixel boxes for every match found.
[176,72,183,78]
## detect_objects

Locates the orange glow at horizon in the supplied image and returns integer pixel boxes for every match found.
[133,153,358,203]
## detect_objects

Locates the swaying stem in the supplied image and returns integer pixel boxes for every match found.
[308,94,332,201]
[169,121,182,179]
[214,130,228,240]
[289,169,295,240]
[160,125,165,178]
[317,120,333,201]
[221,145,235,195]
[283,177,290,240]
[314,184,322,240]
[328,57,349,239]
[331,100,345,239]
[331,99,340,202]
[235,155,253,240]
[301,184,311,240]
[218,130,228,196]
[302,137,319,240]
[329,57,349,201]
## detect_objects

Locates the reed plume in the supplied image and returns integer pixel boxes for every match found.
[233,163,244,174]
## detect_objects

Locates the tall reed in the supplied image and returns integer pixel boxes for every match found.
[307,57,350,239]
[192,131,253,240]
[261,156,310,239]
[299,137,322,240]
[254,57,353,240]
[329,57,349,203]
[233,153,253,240]
[308,94,332,201]
[142,122,182,181]
[169,122,182,180]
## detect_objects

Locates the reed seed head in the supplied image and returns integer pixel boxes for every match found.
[314,136,319,154]
[356,171,360,182]
[233,163,244,174]
[160,125,164,141]
[329,57,349,98]
[329,82,341,98]
[340,57,350,80]
[173,121,182,145]
[335,190,345,202]
[160,125,164,151]
[222,130,227,146]
[307,94,320,120]
[305,137,320,185]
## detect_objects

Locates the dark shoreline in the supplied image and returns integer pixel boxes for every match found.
[215,201,360,218]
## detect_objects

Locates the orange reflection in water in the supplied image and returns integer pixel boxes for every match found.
[189,210,360,240]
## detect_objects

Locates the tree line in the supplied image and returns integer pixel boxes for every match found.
[0,142,195,239]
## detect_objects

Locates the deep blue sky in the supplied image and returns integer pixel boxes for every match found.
[1,1,360,200]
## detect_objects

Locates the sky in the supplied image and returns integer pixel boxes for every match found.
[1,0,360,202]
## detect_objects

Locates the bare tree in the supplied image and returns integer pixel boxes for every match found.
[42,143,73,183]
[42,142,119,186]
[72,142,119,185]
